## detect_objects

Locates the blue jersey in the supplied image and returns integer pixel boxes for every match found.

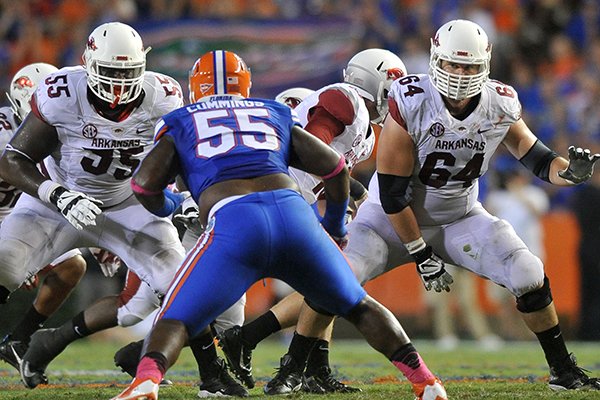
[154,95,301,201]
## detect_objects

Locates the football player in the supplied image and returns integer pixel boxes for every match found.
[0,62,88,371]
[109,49,446,400]
[0,22,188,390]
[216,48,408,394]
[367,19,599,391]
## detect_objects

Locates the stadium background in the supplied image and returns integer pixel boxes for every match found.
[0,0,599,342]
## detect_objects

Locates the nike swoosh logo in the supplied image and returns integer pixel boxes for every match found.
[477,128,491,134]
[553,332,562,339]
[201,343,214,350]
[136,127,147,134]
[21,362,37,378]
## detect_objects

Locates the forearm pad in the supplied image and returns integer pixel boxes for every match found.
[377,173,411,214]
[519,140,559,183]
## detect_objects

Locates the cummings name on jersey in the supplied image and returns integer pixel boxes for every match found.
[434,137,486,151]
[90,138,142,148]
[186,99,265,112]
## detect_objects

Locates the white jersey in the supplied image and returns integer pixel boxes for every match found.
[370,74,521,225]
[35,66,184,207]
[0,106,22,219]
[289,83,374,203]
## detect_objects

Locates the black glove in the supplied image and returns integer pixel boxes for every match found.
[411,245,453,292]
[558,146,600,184]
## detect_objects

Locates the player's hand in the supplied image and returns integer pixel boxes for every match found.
[173,196,204,235]
[412,245,453,292]
[91,248,121,277]
[50,187,103,230]
[558,146,600,184]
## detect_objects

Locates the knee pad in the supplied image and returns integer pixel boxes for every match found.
[506,249,544,296]
[516,276,553,313]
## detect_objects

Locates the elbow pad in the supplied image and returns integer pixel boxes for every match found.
[377,173,411,214]
[519,140,559,182]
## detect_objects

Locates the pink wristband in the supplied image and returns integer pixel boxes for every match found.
[321,155,346,180]
[131,178,162,196]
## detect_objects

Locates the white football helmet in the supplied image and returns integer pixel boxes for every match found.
[275,87,314,109]
[7,62,58,121]
[429,19,492,100]
[83,22,147,106]
[343,48,407,124]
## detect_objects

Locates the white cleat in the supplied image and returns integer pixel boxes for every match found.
[412,377,448,400]
[110,377,160,400]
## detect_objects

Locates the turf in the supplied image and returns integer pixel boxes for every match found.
[1,337,600,399]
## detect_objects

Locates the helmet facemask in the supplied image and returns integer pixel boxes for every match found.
[83,22,147,107]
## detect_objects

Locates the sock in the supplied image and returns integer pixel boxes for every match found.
[390,343,435,384]
[11,306,48,343]
[305,339,330,376]
[535,324,570,369]
[287,332,317,372]
[241,310,281,349]
[137,352,167,383]
[190,331,219,380]
[51,312,92,350]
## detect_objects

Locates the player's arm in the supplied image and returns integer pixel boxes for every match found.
[290,125,349,246]
[0,112,59,197]
[376,114,421,242]
[131,135,183,217]
[377,105,452,292]
[503,119,600,185]
[304,89,353,143]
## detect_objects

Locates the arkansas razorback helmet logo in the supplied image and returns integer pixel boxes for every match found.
[13,76,35,89]
[387,67,405,80]
[87,37,98,51]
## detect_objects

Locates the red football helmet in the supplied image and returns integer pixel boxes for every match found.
[189,50,251,102]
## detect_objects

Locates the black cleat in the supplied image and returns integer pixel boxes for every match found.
[198,357,249,397]
[114,339,173,386]
[0,335,27,371]
[19,328,67,388]
[217,326,255,389]
[302,366,362,393]
[263,354,304,395]
[549,353,600,391]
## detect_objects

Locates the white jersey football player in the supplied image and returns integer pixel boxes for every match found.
[0,22,187,388]
[0,62,91,373]
[216,49,413,395]
[353,19,600,391]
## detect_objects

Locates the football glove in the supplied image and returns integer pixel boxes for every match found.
[90,248,121,277]
[49,186,103,230]
[558,146,600,184]
[411,245,453,292]
[173,196,204,235]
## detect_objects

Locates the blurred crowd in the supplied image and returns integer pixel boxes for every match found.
[1,0,600,340]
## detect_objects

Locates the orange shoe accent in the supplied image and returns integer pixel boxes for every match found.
[412,377,448,400]
[110,377,160,400]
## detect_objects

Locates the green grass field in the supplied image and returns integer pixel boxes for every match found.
[1,337,600,399]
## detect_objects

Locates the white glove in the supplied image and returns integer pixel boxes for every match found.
[90,248,121,277]
[411,245,453,292]
[173,196,203,235]
[48,185,103,230]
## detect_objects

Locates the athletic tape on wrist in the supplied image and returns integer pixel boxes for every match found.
[37,180,62,203]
